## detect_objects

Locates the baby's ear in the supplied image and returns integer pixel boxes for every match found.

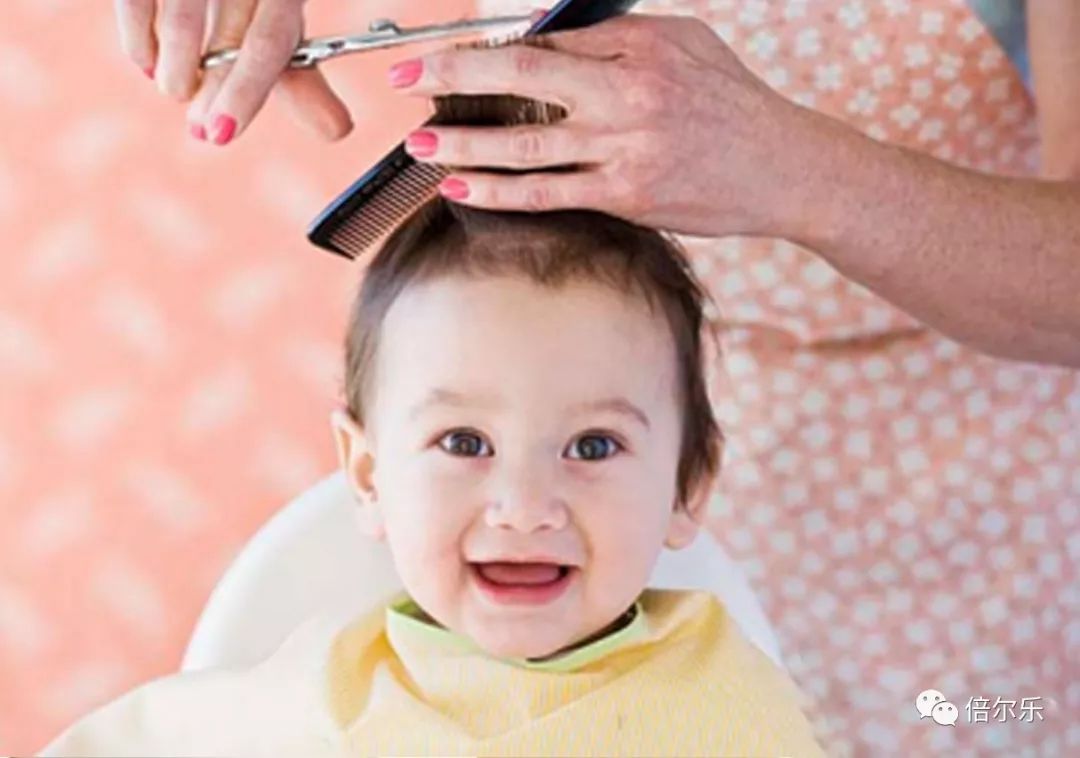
[330,408,386,541]
[663,469,717,550]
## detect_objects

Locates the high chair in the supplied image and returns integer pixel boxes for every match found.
[181,471,783,670]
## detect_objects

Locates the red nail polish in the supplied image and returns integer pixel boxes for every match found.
[439,178,469,201]
[189,123,207,141]
[388,58,423,88]
[405,130,438,158]
[210,114,237,146]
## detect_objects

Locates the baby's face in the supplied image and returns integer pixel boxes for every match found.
[338,274,701,659]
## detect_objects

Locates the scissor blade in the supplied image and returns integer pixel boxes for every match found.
[203,14,533,69]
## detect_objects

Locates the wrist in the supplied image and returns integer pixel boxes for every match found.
[776,103,875,246]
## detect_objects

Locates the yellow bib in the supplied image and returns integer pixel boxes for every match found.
[43,589,824,757]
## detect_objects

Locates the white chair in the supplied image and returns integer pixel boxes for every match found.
[181,471,783,671]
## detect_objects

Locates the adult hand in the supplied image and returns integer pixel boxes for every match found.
[389,13,816,238]
[114,0,353,144]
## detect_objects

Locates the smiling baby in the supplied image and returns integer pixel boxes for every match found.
[42,195,823,757]
[41,87,825,756]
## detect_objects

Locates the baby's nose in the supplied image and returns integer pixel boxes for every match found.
[483,461,569,532]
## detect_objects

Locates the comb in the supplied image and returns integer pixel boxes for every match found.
[307,0,641,260]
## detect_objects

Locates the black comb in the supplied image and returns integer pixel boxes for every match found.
[307,0,641,260]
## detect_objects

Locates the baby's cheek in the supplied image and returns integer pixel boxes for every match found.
[582,544,654,621]
[408,452,487,488]
[388,454,485,503]
[562,464,641,516]
[384,522,467,619]
[580,489,669,588]
[569,462,668,515]
[384,463,481,558]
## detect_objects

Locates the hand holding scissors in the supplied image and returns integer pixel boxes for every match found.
[114,0,535,145]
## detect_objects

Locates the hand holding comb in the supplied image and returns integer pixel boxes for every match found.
[306,0,642,260]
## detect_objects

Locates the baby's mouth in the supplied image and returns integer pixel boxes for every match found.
[472,561,571,586]
[468,561,577,605]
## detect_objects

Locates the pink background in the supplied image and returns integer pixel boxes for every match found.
[0,1,472,753]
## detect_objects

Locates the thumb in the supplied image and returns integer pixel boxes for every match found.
[275,66,354,140]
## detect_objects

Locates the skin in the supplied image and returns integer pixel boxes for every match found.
[119,7,1080,363]
[113,0,351,141]
[329,275,712,660]
[1028,0,1080,179]
[780,109,1080,368]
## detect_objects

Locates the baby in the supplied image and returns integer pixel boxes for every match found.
[41,195,824,757]
[42,85,823,755]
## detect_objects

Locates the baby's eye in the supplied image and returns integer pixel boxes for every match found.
[565,433,622,461]
[438,430,493,457]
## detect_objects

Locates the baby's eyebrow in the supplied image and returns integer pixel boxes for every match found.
[408,389,651,429]
[571,397,651,430]
[408,387,499,421]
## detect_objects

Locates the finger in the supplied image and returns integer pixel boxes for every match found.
[192,0,350,143]
[185,64,225,139]
[202,0,303,145]
[540,13,669,58]
[114,0,158,76]
[155,0,209,99]
[404,124,596,170]
[436,169,611,214]
[274,68,354,141]
[185,0,258,138]
[390,44,614,117]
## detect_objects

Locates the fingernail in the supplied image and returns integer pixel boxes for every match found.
[209,114,236,146]
[439,177,469,201]
[388,58,423,88]
[188,122,207,141]
[405,130,438,158]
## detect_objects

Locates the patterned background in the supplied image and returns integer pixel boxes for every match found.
[0,1,472,753]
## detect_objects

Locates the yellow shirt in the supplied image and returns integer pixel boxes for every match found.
[41,589,825,757]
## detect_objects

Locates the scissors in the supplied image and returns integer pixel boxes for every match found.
[200,14,535,70]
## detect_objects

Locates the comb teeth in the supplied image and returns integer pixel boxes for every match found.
[328,161,449,259]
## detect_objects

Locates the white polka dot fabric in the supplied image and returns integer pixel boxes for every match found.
[473,0,1079,754]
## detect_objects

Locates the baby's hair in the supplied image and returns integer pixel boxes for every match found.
[342,88,722,507]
